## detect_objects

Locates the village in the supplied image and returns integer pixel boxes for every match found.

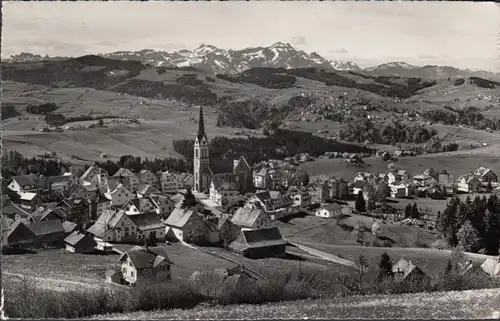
[3,108,500,291]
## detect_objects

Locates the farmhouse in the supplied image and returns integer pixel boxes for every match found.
[392,259,430,284]
[118,246,173,285]
[458,260,488,278]
[7,175,40,193]
[27,220,66,246]
[474,167,498,182]
[315,203,343,218]
[109,183,136,208]
[231,207,272,230]
[1,217,37,248]
[64,231,97,253]
[228,226,287,259]
[19,192,42,211]
[480,258,500,278]
[87,210,137,243]
[127,212,165,241]
[149,194,175,219]
[457,175,481,193]
[123,197,157,215]
[164,208,207,244]
[48,175,74,193]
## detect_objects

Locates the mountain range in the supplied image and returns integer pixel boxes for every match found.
[5,42,499,80]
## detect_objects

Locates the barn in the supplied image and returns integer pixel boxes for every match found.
[64,231,97,253]
[228,227,286,259]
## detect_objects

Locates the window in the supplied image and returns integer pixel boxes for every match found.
[122,267,126,273]
[195,149,199,158]
[131,271,134,278]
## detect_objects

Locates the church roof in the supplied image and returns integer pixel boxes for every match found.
[197,106,208,142]
[209,160,234,174]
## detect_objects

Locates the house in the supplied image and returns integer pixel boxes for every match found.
[390,181,414,198]
[106,269,122,284]
[90,193,112,221]
[228,227,287,259]
[87,210,137,243]
[387,170,410,185]
[202,215,240,245]
[90,172,110,194]
[27,220,66,246]
[123,197,158,215]
[315,203,343,218]
[164,208,207,244]
[480,258,500,278]
[159,171,183,194]
[253,168,273,189]
[64,231,97,253]
[19,192,42,211]
[209,181,240,206]
[458,259,488,278]
[109,183,136,208]
[118,245,173,285]
[138,169,159,188]
[244,190,295,220]
[58,198,91,225]
[309,181,329,204]
[137,184,161,198]
[29,206,65,224]
[48,175,73,193]
[438,172,455,187]
[474,167,498,182]
[65,183,96,201]
[353,172,374,183]
[290,189,312,209]
[80,165,107,183]
[328,178,349,199]
[149,195,175,219]
[114,168,142,191]
[457,175,481,193]
[7,175,40,193]
[231,207,272,230]
[127,212,165,242]
[423,168,438,180]
[191,266,258,298]
[392,259,430,284]
[1,217,37,248]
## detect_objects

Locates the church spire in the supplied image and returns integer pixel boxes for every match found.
[197,106,206,141]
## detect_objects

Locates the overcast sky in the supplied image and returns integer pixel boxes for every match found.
[2,1,499,71]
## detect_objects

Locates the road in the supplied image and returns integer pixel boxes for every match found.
[287,241,357,268]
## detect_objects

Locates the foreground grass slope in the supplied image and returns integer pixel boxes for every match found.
[92,288,500,320]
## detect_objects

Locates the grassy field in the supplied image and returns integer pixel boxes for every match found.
[277,212,436,248]
[292,241,496,277]
[90,287,500,319]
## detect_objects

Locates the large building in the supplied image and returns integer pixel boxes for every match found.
[193,107,252,194]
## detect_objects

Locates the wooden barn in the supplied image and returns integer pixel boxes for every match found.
[228,227,286,259]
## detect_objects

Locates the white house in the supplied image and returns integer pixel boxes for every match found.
[127,212,166,241]
[118,246,173,285]
[390,182,414,198]
[109,183,136,208]
[315,203,343,218]
[8,175,39,193]
[209,181,240,206]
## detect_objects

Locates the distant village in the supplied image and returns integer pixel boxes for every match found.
[3,108,500,286]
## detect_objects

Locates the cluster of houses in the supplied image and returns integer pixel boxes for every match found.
[350,166,499,202]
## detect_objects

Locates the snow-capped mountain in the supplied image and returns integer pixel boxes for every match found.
[100,42,361,74]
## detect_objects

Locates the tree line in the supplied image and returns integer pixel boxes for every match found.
[95,155,190,176]
[421,107,500,132]
[435,194,500,255]
[339,119,437,145]
[173,134,373,165]
[1,150,69,181]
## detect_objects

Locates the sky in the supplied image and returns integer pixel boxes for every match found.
[2,1,499,71]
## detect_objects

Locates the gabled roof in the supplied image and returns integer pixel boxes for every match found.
[110,183,132,195]
[30,207,65,223]
[232,227,286,250]
[231,207,265,227]
[319,203,342,212]
[27,220,66,236]
[49,175,72,184]
[11,175,37,187]
[481,258,500,277]
[62,221,78,234]
[113,168,136,178]
[127,212,164,231]
[234,156,251,172]
[209,160,234,174]
[86,210,127,237]
[64,231,97,247]
[164,208,197,228]
[2,202,31,218]
[119,246,173,270]
[137,184,161,196]
[20,192,38,201]
[255,168,269,176]
[392,258,424,278]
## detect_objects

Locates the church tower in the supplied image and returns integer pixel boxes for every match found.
[193,107,210,192]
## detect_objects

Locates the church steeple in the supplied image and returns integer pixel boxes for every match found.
[197,106,206,142]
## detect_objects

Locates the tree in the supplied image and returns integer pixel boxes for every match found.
[182,187,197,209]
[378,253,394,281]
[98,119,104,126]
[486,181,493,192]
[146,233,157,246]
[411,202,420,219]
[457,220,481,252]
[372,221,382,237]
[355,191,366,212]
[293,169,310,187]
[374,183,390,204]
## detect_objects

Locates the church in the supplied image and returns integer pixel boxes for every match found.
[193,107,253,194]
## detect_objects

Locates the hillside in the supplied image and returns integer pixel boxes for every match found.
[92,288,500,319]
